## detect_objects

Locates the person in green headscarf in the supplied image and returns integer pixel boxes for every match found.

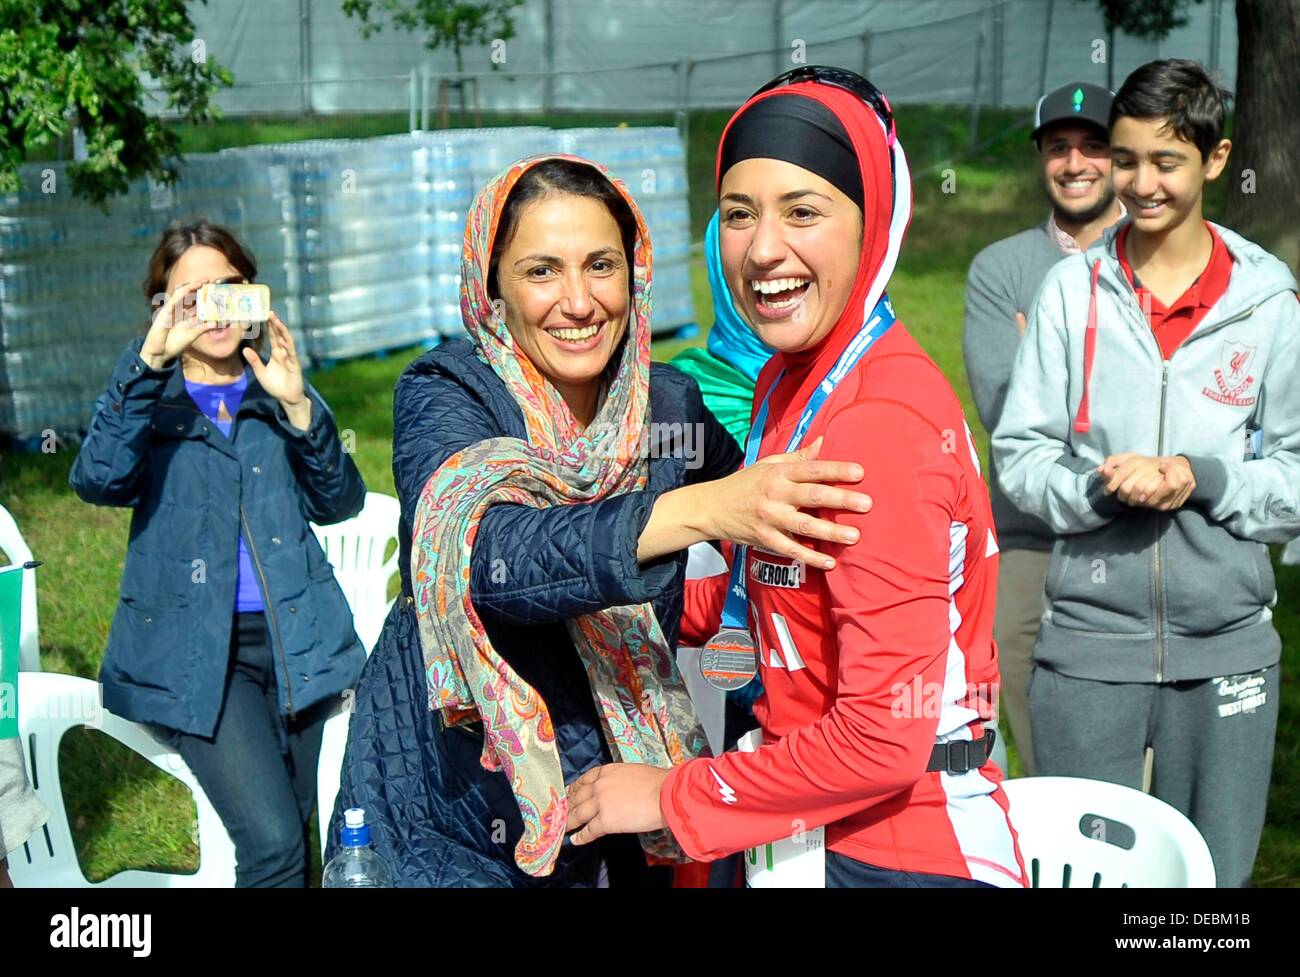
[671,211,775,448]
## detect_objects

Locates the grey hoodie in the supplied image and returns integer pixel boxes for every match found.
[993,220,1300,683]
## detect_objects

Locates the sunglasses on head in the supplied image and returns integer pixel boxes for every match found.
[751,65,897,147]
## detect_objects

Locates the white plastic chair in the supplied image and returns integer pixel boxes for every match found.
[316,698,354,860]
[0,503,41,672]
[311,492,400,858]
[1001,776,1216,888]
[9,671,236,887]
[311,492,400,654]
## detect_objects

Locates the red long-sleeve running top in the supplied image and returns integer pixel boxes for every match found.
[662,323,1026,887]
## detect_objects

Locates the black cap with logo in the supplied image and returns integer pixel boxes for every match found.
[1031,82,1114,146]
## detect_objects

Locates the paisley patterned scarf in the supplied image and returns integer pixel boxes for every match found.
[410,153,706,877]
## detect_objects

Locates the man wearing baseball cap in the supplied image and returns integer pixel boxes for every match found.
[961,81,1124,774]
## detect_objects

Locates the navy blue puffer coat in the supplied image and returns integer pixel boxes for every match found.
[69,338,368,737]
[324,338,742,887]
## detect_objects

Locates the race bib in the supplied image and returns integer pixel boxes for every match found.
[737,729,825,887]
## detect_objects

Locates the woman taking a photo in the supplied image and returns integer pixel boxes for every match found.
[70,219,367,888]
[328,153,876,887]
[566,68,1026,888]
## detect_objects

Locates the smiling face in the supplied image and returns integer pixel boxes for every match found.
[1039,122,1116,225]
[1109,115,1230,235]
[165,245,249,365]
[718,157,863,353]
[493,192,631,411]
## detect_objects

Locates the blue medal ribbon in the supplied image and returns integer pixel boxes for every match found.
[719,295,896,631]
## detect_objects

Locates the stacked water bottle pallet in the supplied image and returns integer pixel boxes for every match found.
[0,125,696,441]
[226,138,431,364]
[296,128,562,362]
[556,127,695,335]
[0,154,296,441]
[395,128,561,342]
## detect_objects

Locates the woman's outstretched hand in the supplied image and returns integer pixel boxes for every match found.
[708,435,872,570]
[638,436,873,567]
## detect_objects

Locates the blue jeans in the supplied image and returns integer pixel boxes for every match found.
[153,613,329,887]
[825,852,996,888]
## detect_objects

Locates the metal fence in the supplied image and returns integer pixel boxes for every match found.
[143,0,1236,123]
[119,0,1239,162]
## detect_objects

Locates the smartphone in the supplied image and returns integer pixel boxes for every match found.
[196,282,270,323]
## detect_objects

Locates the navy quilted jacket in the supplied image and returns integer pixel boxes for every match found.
[325,338,743,887]
[69,339,367,737]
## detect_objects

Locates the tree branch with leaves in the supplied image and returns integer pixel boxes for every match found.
[0,0,233,208]
[342,0,524,74]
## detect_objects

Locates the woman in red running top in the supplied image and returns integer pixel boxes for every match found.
[565,67,1026,888]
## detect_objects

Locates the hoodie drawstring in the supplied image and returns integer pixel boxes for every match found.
[1073,258,1102,434]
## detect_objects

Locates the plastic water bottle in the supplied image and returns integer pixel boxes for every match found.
[322,808,394,888]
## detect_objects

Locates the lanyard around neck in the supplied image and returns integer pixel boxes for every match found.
[721,294,897,630]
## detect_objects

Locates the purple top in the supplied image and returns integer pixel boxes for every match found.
[184,374,264,614]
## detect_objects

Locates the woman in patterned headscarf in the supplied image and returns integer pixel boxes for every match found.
[325,152,876,886]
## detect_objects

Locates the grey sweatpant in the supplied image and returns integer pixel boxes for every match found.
[1029,664,1279,888]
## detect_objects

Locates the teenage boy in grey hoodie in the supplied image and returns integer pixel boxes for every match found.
[994,59,1300,887]
[962,81,1124,774]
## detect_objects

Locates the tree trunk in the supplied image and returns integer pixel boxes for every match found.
[1224,0,1300,272]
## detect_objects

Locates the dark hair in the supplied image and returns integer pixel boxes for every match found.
[1109,59,1232,162]
[487,160,639,302]
[143,217,264,354]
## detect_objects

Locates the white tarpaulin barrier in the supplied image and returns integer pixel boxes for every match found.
[156,0,1238,116]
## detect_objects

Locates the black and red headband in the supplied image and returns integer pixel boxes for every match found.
[718,93,865,213]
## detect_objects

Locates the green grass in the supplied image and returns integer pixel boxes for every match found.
[4,106,1292,886]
